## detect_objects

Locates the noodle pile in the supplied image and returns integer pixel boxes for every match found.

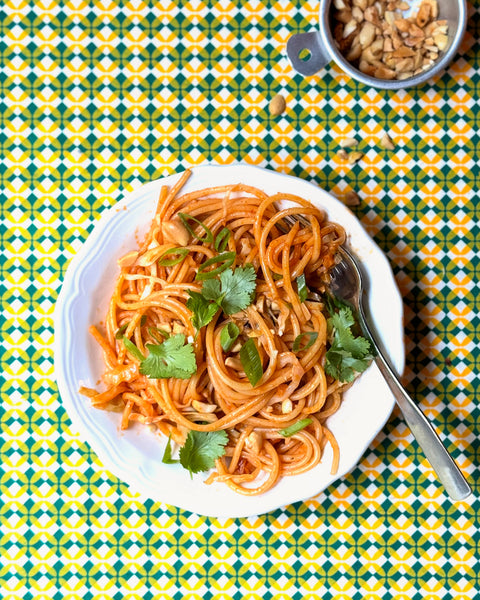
[81,170,351,495]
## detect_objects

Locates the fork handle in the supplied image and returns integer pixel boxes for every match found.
[371,346,472,501]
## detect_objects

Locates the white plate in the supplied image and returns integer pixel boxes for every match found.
[54,164,405,518]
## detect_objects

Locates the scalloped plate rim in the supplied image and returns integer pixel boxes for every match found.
[54,163,405,518]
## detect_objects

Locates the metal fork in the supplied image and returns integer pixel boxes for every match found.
[279,214,472,501]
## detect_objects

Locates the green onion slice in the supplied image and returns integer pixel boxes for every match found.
[220,322,240,352]
[178,212,214,244]
[279,418,313,437]
[239,338,263,387]
[292,331,318,353]
[116,315,146,338]
[158,247,189,267]
[297,273,308,303]
[148,326,170,343]
[115,323,128,339]
[195,251,236,281]
[215,227,231,252]
[156,327,171,338]
[123,336,144,361]
[161,434,179,464]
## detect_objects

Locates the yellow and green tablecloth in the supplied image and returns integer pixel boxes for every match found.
[1,0,478,597]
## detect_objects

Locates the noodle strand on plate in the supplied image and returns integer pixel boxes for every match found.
[81,170,356,495]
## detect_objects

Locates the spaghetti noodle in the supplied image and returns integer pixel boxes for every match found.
[81,170,353,495]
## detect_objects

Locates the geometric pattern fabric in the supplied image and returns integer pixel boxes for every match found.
[1,0,478,597]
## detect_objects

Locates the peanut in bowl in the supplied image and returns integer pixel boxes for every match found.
[287,0,467,89]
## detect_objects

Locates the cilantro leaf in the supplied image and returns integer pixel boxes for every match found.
[179,430,228,476]
[201,265,256,314]
[325,305,373,383]
[186,266,256,333]
[218,264,256,315]
[329,307,371,356]
[325,349,372,383]
[201,278,222,301]
[140,334,197,379]
[186,291,220,330]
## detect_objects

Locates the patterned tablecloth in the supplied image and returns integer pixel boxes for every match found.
[1,0,478,597]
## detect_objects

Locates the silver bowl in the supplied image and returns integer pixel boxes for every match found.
[287,0,468,89]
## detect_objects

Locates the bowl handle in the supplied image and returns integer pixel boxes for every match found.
[286,31,331,76]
